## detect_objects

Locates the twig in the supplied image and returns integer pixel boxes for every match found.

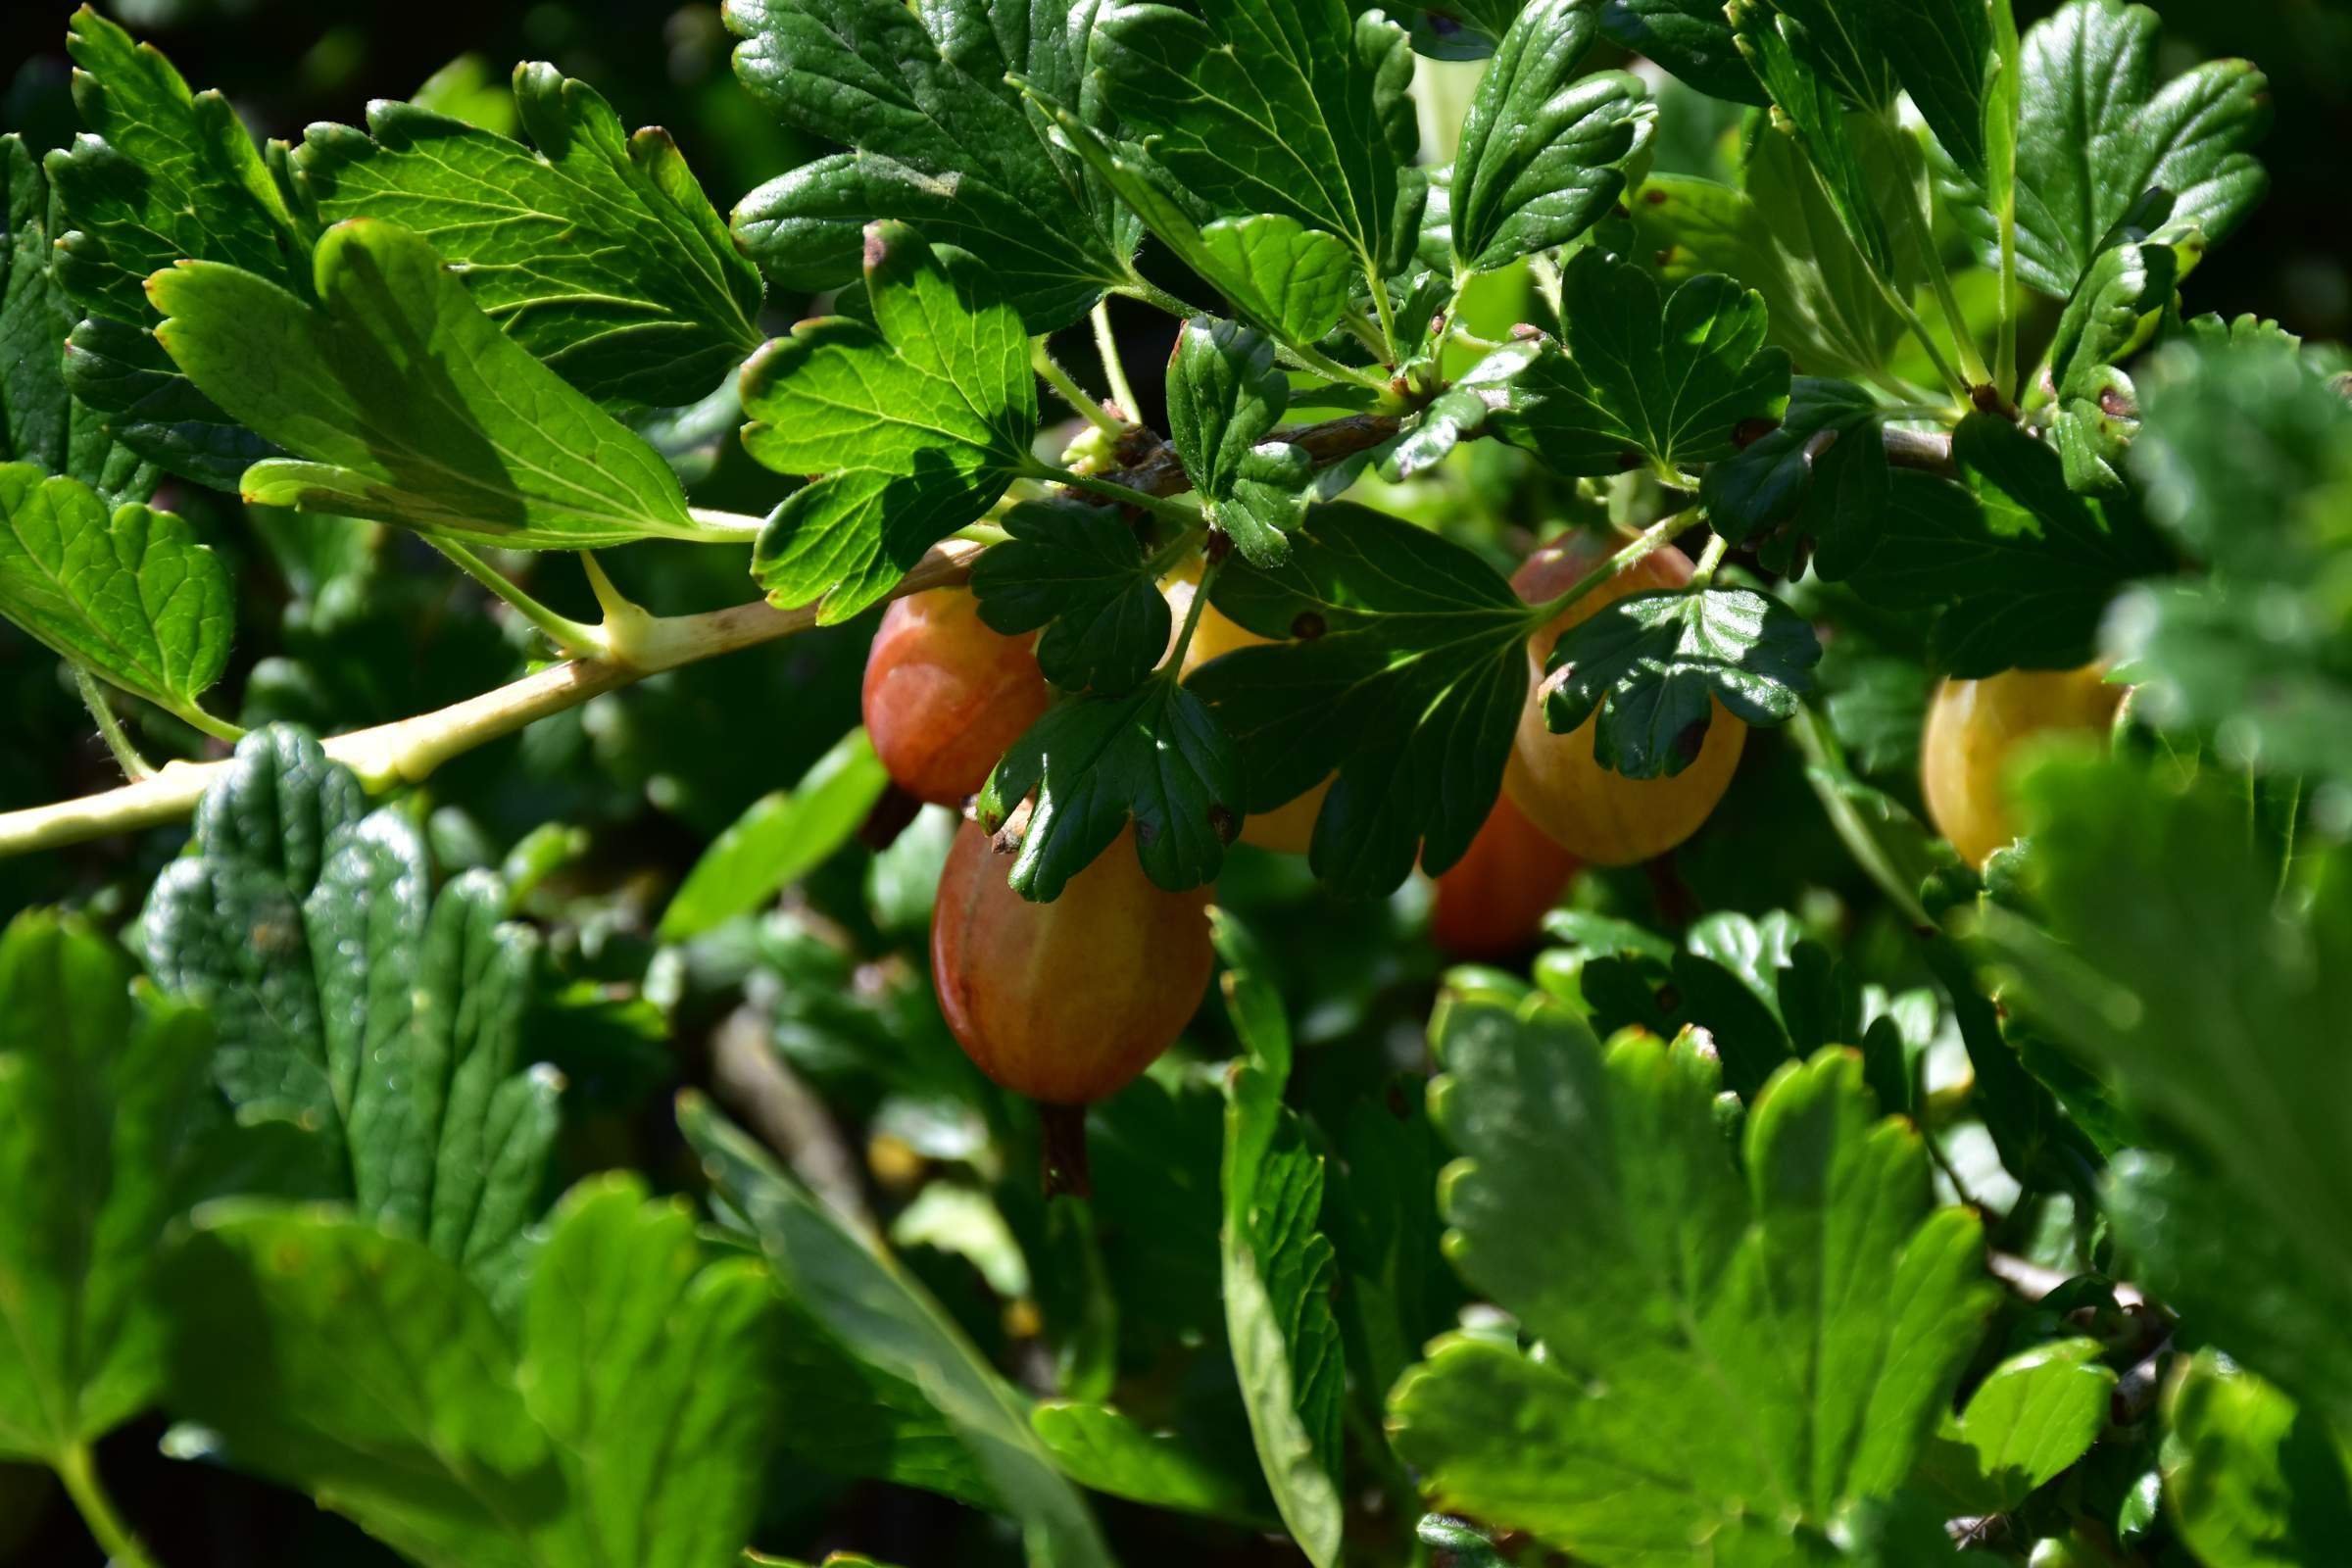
[0,541,984,858]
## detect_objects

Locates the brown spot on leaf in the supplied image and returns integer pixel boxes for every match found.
[1291,611,1327,641]
[1208,804,1241,845]
[1616,449,1642,470]
[1203,527,1234,566]
[1732,416,1779,450]
[1674,718,1709,765]
[1644,188,1669,206]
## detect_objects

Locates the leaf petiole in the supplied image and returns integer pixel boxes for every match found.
[431,539,605,661]
[1032,339,1128,437]
[56,1443,158,1568]
[73,666,154,782]
[1688,532,1731,590]
[1033,463,1203,531]
[1090,298,1143,419]
[1166,551,1222,670]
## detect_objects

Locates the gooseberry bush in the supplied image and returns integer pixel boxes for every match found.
[0,0,2344,1562]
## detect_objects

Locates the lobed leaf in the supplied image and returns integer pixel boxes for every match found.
[742,221,1036,622]
[1701,377,1888,580]
[725,0,1136,332]
[1541,584,1822,779]
[289,63,765,409]
[1166,318,1310,566]
[970,497,1172,696]
[151,219,704,547]
[1490,248,1790,479]
[1186,503,1533,896]
[0,463,232,717]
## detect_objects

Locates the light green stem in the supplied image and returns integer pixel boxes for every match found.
[57,1444,157,1568]
[1031,339,1126,436]
[1689,532,1731,589]
[432,539,604,659]
[1362,261,1401,365]
[1167,552,1222,668]
[73,667,153,782]
[1035,464,1203,531]
[1090,298,1143,418]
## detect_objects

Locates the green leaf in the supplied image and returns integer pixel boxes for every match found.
[743,221,1036,623]
[1186,504,1532,896]
[144,726,562,1295]
[971,498,1172,696]
[1599,0,1762,104]
[1095,0,1427,281]
[1167,318,1310,566]
[0,463,232,718]
[1450,0,1653,275]
[1542,584,1822,779]
[1984,756,2352,1434]
[44,7,306,324]
[62,314,263,493]
[1728,9,1898,282]
[2165,1350,2352,1568]
[42,7,300,489]
[1844,415,2168,676]
[151,219,705,547]
[1628,124,1912,384]
[2037,226,2201,493]
[658,729,891,942]
[976,675,1241,902]
[1030,1401,1274,1527]
[1917,1339,2115,1513]
[163,1175,783,1568]
[0,135,150,501]
[1388,1006,1996,1562]
[1701,377,1888,581]
[725,0,1136,332]
[1765,0,1994,182]
[1964,0,2269,299]
[1490,248,1790,479]
[680,1096,1115,1568]
[0,911,213,1461]
[1213,916,1347,1567]
[288,63,764,408]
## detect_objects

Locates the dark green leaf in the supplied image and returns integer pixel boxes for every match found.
[1096,0,1426,280]
[971,497,1171,696]
[1701,376,1888,580]
[1844,415,2169,676]
[1961,0,2269,299]
[1187,504,1532,895]
[0,463,232,720]
[743,221,1036,622]
[977,675,1240,901]
[1491,248,1790,479]
[152,220,705,547]
[0,135,150,501]
[1542,585,1822,779]
[1450,0,1653,275]
[725,0,1136,331]
[42,9,300,489]
[288,64,764,408]
[1728,7,1898,280]
[658,729,890,941]
[1600,0,1762,104]
[1766,0,1994,181]
[43,8,307,324]
[145,727,561,1294]
[0,912,213,1461]
[1167,318,1309,566]
[164,1176,782,1568]
[681,1097,1115,1568]
[1213,916,1346,1567]
[1389,1006,1996,1561]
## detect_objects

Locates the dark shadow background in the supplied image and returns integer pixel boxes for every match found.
[0,0,2345,1563]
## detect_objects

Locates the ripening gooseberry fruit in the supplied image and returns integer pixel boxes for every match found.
[1921,665,2123,867]
[862,588,1053,806]
[1429,791,1581,960]
[1503,537,1746,865]
[1166,566,1331,854]
[931,819,1213,1106]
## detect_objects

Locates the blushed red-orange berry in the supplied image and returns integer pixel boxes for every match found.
[862,587,1053,807]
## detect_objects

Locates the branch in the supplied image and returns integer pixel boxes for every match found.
[0,541,983,859]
